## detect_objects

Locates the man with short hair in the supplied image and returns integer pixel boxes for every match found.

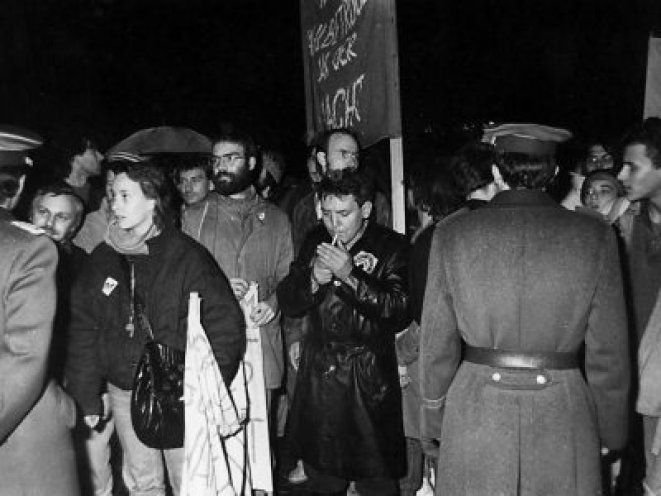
[174,159,213,208]
[617,117,661,494]
[421,123,629,495]
[0,127,80,496]
[618,117,661,340]
[31,182,85,243]
[278,170,410,495]
[30,183,87,380]
[181,130,293,421]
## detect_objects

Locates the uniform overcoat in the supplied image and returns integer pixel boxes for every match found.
[0,210,80,496]
[420,190,630,496]
[278,222,410,480]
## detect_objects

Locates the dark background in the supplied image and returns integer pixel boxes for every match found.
[1,0,660,169]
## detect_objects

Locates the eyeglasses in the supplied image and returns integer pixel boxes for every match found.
[209,152,245,167]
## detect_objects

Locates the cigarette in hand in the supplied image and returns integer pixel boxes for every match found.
[332,234,339,246]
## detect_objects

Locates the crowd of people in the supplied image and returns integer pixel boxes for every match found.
[1,118,661,496]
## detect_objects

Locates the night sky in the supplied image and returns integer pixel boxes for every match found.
[2,0,660,168]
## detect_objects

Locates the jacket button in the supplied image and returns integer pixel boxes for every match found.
[536,375,547,385]
[492,372,501,382]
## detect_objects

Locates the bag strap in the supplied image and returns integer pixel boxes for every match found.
[126,258,154,341]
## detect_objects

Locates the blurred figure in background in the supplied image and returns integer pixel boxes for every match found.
[586,141,615,173]
[53,134,105,211]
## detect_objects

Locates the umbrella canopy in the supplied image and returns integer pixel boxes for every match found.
[107,126,212,157]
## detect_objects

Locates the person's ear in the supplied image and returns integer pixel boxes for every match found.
[248,156,257,171]
[360,200,373,220]
[316,151,328,175]
[553,165,559,178]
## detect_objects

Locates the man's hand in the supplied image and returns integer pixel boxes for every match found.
[230,278,249,300]
[250,301,276,327]
[289,341,301,371]
[316,242,353,281]
[312,256,333,286]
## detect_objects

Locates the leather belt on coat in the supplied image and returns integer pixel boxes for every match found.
[464,345,579,370]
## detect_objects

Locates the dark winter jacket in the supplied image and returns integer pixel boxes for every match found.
[66,225,245,415]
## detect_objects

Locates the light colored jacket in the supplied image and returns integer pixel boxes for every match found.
[182,191,293,388]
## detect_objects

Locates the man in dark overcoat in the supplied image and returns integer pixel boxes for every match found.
[278,170,410,495]
[0,127,80,496]
[420,123,630,496]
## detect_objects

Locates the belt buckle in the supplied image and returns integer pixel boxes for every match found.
[488,367,552,390]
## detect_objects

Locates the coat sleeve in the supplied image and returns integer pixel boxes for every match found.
[585,226,630,450]
[419,227,462,441]
[277,231,328,317]
[264,217,294,315]
[0,235,57,440]
[65,258,104,416]
[335,241,411,331]
[190,250,246,385]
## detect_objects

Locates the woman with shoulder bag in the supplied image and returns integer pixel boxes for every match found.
[66,159,245,496]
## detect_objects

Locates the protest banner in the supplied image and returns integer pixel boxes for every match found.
[300,0,405,232]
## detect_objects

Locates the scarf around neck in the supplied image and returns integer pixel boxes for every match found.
[104,221,160,255]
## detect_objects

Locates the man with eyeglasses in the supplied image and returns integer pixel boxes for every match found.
[180,130,293,438]
[292,128,391,255]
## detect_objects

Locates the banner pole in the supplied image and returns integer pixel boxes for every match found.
[387,0,405,234]
[300,0,315,141]
[390,137,406,234]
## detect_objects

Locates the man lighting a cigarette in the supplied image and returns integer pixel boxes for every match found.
[277,170,411,495]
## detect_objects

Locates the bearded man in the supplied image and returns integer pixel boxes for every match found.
[181,130,293,420]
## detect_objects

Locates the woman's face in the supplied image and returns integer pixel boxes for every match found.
[110,172,156,234]
[585,178,618,214]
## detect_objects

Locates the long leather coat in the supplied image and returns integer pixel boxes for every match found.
[420,190,630,496]
[278,222,410,480]
[0,210,80,496]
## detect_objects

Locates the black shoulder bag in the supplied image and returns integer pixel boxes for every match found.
[127,260,185,450]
